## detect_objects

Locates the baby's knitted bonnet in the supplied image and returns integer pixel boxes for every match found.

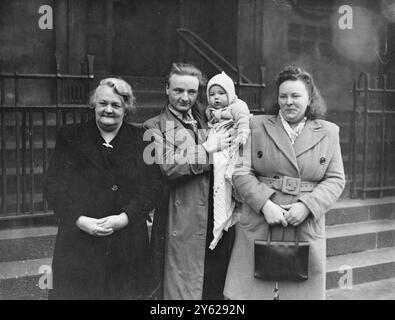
[206,71,237,105]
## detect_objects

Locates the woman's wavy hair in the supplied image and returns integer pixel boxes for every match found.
[89,78,137,120]
[270,66,327,120]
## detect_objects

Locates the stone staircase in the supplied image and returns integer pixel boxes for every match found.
[0,225,56,299]
[325,197,395,298]
[0,197,394,300]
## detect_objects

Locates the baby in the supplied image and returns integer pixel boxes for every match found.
[206,71,251,250]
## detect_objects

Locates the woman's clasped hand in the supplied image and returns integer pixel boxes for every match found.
[76,213,129,236]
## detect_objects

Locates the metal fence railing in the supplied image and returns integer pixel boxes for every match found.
[0,55,95,220]
[177,28,266,112]
[350,72,395,199]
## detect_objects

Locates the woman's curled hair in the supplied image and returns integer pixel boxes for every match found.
[273,65,327,120]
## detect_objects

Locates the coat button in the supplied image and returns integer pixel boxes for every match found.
[111,185,118,191]
[172,231,177,236]
[320,157,326,165]
[257,151,263,158]
[175,200,181,206]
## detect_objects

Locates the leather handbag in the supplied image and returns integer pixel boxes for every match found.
[254,226,309,282]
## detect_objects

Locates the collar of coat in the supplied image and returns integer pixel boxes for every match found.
[158,102,209,140]
[76,119,140,175]
[263,114,327,174]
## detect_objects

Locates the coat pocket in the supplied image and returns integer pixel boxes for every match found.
[306,217,325,239]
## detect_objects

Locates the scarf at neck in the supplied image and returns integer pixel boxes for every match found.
[279,111,307,145]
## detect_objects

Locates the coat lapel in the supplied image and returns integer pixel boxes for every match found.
[262,115,299,174]
[192,102,209,130]
[159,104,181,135]
[159,103,208,147]
[293,120,326,157]
[192,102,209,142]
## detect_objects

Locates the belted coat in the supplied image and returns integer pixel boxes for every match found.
[44,119,154,299]
[224,114,345,300]
[143,103,213,300]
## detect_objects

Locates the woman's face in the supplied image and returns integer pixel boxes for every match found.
[94,85,126,132]
[278,80,310,124]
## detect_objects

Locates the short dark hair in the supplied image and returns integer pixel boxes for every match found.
[166,62,206,87]
[272,65,326,120]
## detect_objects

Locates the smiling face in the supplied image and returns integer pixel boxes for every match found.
[278,80,310,124]
[166,74,199,113]
[94,85,126,132]
[208,85,228,109]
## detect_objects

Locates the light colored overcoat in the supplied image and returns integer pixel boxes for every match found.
[144,103,211,300]
[224,114,345,300]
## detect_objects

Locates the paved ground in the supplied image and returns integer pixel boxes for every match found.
[326,278,395,300]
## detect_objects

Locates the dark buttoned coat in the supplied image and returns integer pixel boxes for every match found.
[44,119,153,300]
[224,114,345,300]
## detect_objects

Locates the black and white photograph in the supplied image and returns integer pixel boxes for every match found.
[0,0,394,304]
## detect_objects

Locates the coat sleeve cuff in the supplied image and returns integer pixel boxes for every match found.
[249,186,276,214]
[297,195,322,221]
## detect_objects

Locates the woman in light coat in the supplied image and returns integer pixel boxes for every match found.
[224,66,345,300]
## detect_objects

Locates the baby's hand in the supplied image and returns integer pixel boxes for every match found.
[238,136,247,145]
[212,109,222,120]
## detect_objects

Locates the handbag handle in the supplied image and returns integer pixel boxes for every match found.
[265,225,302,265]
[266,225,300,244]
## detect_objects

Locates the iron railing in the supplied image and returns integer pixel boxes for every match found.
[177,28,253,83]
[0,55,95,220]
[177,28,266,111]
[350,72,395,199]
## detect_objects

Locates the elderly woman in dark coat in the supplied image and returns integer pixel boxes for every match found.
[224,66,345,300]
[44,78,154,299]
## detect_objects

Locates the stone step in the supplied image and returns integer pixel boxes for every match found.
[0,257,52,300]
[326,247,395,290]
[0,216,393,299]
[0,219,155,263]
[1,247,394,299]
[326,219,395,256]
[1,214,393,259]
[326,196,395,226]
[0,226,57,263]
[3,220,392,263]
[326,277,395,300]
